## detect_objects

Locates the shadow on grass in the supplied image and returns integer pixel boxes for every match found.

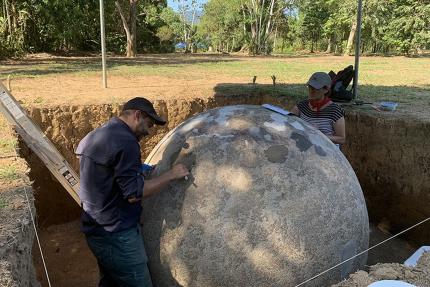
[213,83,307,103]
[0,52,386,78]
[0,53,242,77]
[213,82,430,107]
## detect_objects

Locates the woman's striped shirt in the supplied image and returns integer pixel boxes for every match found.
[297,100,345,136]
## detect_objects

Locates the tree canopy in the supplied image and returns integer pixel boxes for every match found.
[0,0,428,57]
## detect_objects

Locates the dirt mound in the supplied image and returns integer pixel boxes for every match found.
[334,252,430,287]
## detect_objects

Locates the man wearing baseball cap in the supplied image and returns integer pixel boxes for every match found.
[291,72,346,145]
[76,97,189,287]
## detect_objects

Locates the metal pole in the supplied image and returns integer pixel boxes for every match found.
[100,0,107,88]
[352,0,362,100]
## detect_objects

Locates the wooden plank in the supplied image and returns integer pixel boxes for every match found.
[0,82,80,205]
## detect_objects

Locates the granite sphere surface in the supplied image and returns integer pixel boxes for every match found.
[142,105,369,287]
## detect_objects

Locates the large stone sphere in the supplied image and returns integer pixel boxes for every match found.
[142,105,369,287]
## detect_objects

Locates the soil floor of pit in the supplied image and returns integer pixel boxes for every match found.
[32,221,423,287]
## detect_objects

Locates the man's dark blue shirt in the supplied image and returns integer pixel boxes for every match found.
[76,117,144,234]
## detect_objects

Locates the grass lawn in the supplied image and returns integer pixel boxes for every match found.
[0,115,27,193]
[0,115,16,157]
[0,53,428,109]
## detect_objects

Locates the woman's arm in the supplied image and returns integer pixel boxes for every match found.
[291,105,300,116]
[328,117,346,144]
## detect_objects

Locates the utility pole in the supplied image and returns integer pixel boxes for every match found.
[353,0,362,100]
[100,0,107,88]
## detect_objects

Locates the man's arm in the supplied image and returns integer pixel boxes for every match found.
[143,164,189,198]
[114,145,146,202]
[128,164,189,202]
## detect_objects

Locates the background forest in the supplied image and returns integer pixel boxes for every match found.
[0,0,429,58]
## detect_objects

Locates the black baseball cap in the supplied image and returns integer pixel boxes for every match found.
[122,97,166,125]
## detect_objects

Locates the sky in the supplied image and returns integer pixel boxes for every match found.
[167,0,208,11]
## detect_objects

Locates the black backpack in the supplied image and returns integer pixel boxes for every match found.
[328,65,355,102]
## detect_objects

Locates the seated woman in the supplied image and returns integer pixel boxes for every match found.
[291,72,346,145]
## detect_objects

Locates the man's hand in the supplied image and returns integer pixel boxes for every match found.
[127,196,140,203]
[168,164,190,180]
[142,163,190,198]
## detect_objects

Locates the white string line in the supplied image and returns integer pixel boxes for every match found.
[294,216,430,287]
[11,132,52,287]
[23,186,52,287]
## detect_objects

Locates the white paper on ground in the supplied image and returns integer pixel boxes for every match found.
[368,280,416,287]
[404,246,430,267]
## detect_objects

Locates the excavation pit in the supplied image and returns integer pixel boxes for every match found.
[2,94,430,286]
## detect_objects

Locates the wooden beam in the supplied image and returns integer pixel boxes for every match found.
[0,82,81,205]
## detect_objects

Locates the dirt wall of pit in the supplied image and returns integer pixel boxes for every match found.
[18,95,430,245]
[343,109,430,245]
[0,186,40,287]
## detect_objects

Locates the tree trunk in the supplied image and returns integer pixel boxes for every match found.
[241,5,247,37]
[3,0,10,36]
[263,0,276,52]
[344,21,357,56]
[326,40,331,53]
[257,0,265,52]
[184,28,188,52]
[248,1,258,54]
[326,35,334,53]
[273,26,277,52]
[265,0,275,35]
[115,0,138,58]
[190,4,197,52]
[10,0,16,32]
[129,0,137,56]
[2,0,5,21]
[249,0,281,55]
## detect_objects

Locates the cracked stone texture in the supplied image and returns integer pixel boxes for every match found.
[146,105,368,286]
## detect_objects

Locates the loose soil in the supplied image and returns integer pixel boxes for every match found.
[32,221,98,287]
[334,252,430,287]
[32,221,426,287]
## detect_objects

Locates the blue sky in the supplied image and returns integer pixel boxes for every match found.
[167,0,208,11]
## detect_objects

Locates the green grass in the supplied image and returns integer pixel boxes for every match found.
[0,138,17,155]
[1,53,429,105]
[0,165,20,181]
[0,115,17,156]
[0,199,7,209]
